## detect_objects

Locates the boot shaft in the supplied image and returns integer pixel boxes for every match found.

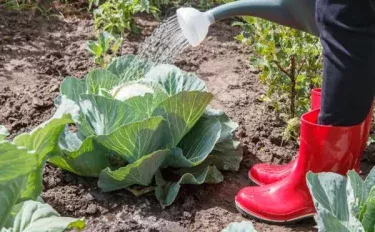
[294,109,364,179]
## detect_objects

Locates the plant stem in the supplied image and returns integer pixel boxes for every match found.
[290,55,296,118]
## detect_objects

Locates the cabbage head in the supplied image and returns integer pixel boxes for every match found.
[50,55,243,206]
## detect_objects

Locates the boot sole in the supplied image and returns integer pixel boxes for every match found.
[235,200,315,225]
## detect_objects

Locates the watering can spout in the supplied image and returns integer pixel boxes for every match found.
[177,0,318,47]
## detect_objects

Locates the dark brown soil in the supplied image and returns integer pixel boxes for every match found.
[1,7,374,232]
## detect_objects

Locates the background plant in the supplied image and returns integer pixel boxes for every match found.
[307,168,375,231]
[91,0,159,35]
[234,17,322,121]
[87,31,123,68]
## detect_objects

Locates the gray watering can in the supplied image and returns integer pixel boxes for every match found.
[177,0,318,47]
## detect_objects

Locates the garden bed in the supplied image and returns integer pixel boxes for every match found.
[1,7,374,232]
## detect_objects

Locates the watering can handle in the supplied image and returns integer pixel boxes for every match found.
[208,0,319,36]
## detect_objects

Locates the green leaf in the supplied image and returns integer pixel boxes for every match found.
[122,92,168,118]
[98,149,172,192]
[306,172,349,221]
[206,140,243,171]
[87,41,103,57]
[49,128,110,177]
[2,200,85,232]
[107,54,153,82]
[164,117,221,168]
[78,94,147,136]
[0,142,37,228]
[155,165,223,207]
[362,190,375,232]
[306,172,364,231]
[97,117,166,163]
[347,170,368,217]
[98,31,113,53]
[203,108,238,143]
[59,77,87,104]
[203,108,243,171]
[13,114,72,201]
[365,167,375,193]
[53,96,80,122]
[153,91,213,146]
[222,221,257,232]
[0,177,29,229]
[85,69,120,95]
[144,64,207,95]
[0,125,9,141]
[318,209,355,232]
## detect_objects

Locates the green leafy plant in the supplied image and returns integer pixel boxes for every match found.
[87,31,123,68]
[234,17,322,120]
[92,0,159,35]
[0,121,85,231]
[50,54,242,207]
[149,0,232,11]
[307,168,375,231]
[222,221,257,232]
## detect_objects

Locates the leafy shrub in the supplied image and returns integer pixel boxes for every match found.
[307,168,375,231]
[92,0,159,35]
[234,17,322,120]
[87,31,123,68]
[150,0,232,10]
[51,54,243,207]
[0,119,85,231]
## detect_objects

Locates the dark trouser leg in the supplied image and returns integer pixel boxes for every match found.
[316,0,375,126]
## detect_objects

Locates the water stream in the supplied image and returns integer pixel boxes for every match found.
[137,15,190,64]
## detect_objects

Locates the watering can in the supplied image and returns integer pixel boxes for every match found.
[177,0,318,47]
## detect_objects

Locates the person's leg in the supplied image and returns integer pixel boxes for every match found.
[317,0,375,126]
[235,0,375,223]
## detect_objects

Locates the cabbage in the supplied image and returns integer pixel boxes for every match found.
[50,54,243,206]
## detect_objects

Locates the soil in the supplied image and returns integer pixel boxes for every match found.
[1,6,374,232]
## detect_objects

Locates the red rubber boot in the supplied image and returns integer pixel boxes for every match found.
[249,89,373,185]
[236,109,365,222]
[248,88,322,185]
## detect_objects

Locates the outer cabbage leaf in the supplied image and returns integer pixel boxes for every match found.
[85,69,120,95]
[49,128,110,177]
[362,189,375,232]
[98,149,172,192]
[365,168,375,193]
[107,54,153,82]
[164,117,221,168]
[306,172,365,232]
[78,94,147,136]
[1,200,85,232]
[144,64,207,95]
[122,92,168,118]
[0,125,9,141]
[347,171,368,218]
[13,114,73,201]
[317,209,354,232]
[59,77,87,104]
[97,117,166,163]
[0,142,37,228]
[203,109,243,171]
[152,91,213,146]
[155,165,223,207]
[222,221,257,232]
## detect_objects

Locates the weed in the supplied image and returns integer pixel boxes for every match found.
[87,31,123,68]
